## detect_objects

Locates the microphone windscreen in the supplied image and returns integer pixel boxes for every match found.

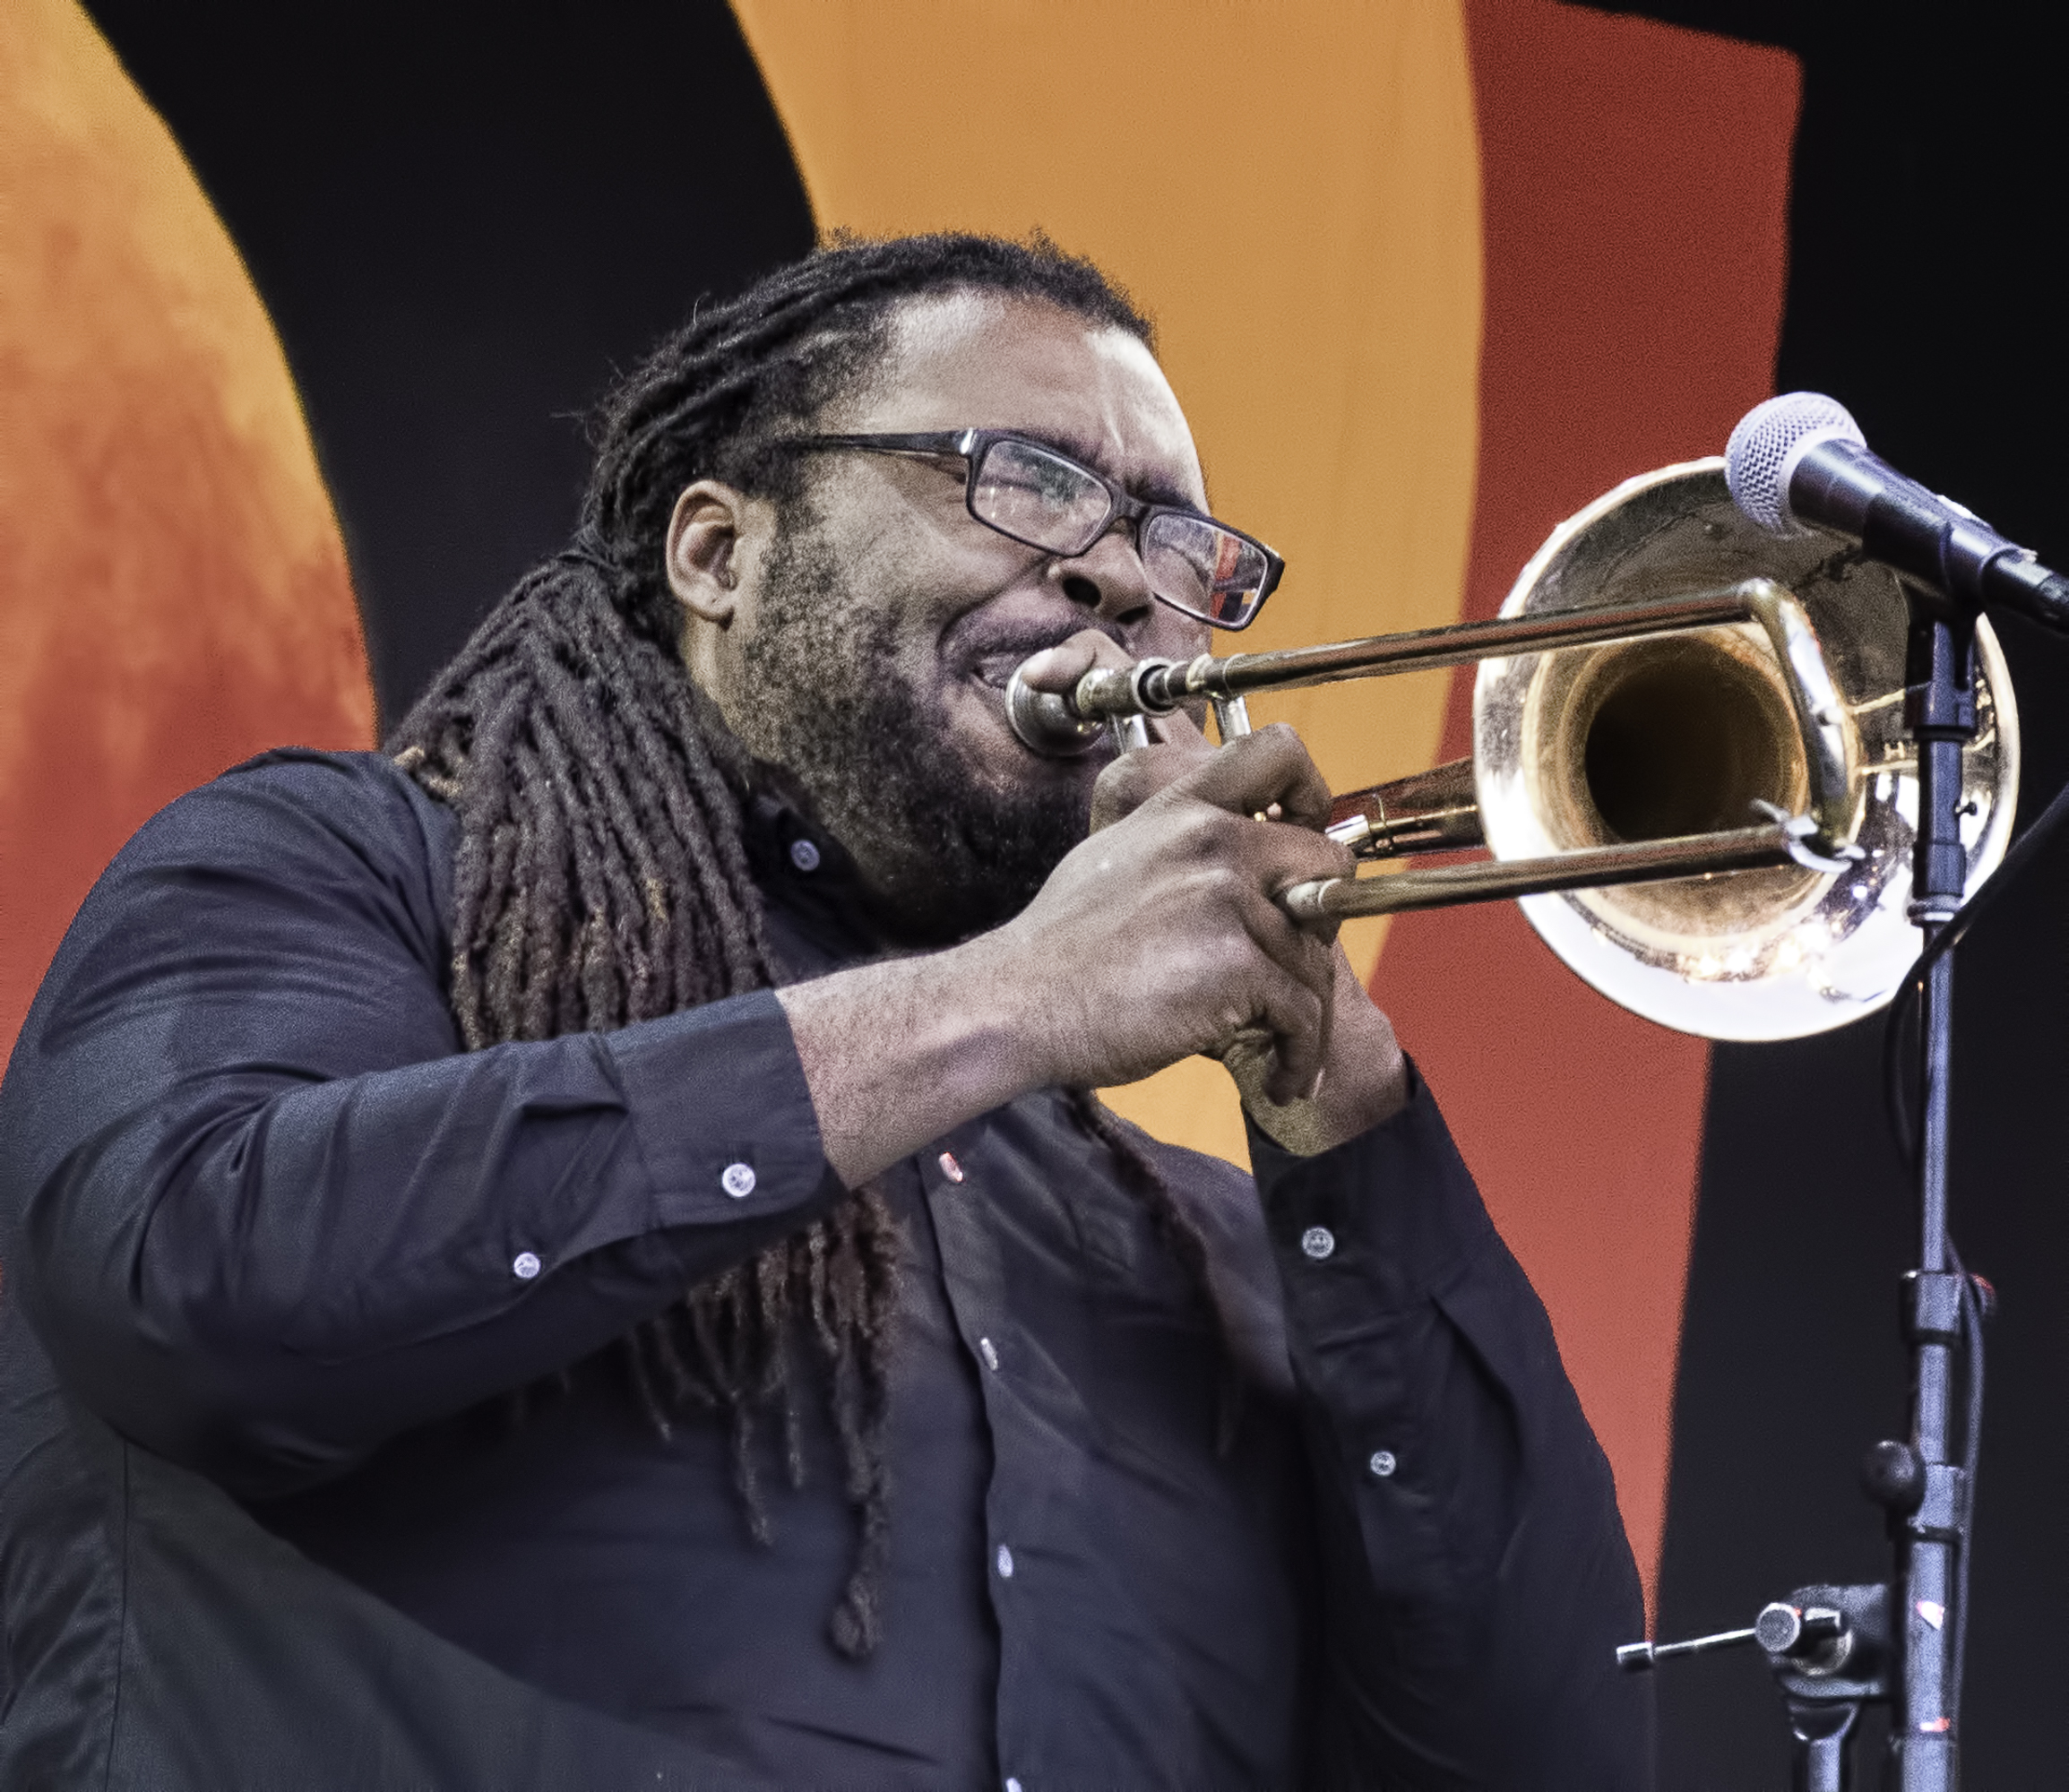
[1725,392,1865,535]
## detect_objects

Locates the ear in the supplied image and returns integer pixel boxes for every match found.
[664,480,753,624]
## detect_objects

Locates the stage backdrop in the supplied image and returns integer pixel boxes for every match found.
[27,12,2069,1780]
[4,0,1797,1629]
[0,0,372,1084]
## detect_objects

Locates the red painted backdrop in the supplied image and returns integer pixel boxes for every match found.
[1375,1,1799,1613]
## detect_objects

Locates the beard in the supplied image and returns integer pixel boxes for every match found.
[729,519,1091,946]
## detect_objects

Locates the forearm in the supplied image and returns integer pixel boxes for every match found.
[6,994,839,1495]
[776,931,1051,1187]
[1254,1073,1652,1786]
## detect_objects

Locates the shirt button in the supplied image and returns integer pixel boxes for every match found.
[996,1544,1015,1580]
[938,1150,965,1184]
[1300,1225,1336,1261]
[978,1337,1000,1372]
[789,838,822,874]
[511,1250,542,1280]
[1369,1449,1399,1478]
[720,1162,757,1199]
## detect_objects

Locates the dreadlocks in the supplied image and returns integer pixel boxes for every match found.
[387,232,1219,1658]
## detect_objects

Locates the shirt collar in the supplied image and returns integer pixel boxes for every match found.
[741,794,885,977]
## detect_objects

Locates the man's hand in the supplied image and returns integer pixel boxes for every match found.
[780,635,1407,1185]
[1014,632,1410,1154]
[990,723,1354,1100]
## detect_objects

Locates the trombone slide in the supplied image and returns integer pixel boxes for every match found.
[1008,580,1857,854]
[1000,455,2020,1039]
[1280,819,1815,924]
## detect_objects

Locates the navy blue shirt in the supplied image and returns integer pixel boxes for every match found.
[0,750,1651,1788]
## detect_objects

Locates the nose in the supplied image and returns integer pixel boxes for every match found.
[1052,519,1154,626]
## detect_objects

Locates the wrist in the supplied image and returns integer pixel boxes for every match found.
[925,926,1065,1102]
[1232,952,1408,1157]
[773,931,1054,1186]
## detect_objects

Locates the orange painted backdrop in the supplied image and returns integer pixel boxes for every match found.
[0,0,373,1068]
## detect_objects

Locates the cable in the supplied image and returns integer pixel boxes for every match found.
[1883,770,2069,1167]
[1945,1237,1986,1735]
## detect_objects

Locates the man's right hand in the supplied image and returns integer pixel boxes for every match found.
[983,724,1353,1104]
[779,723,1391,1188]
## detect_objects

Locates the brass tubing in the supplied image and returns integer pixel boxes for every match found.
[1325,758,1483,858]
[1056,576,1855,857]
[1190,586,1765,693]
[1071,585,1770,719]
[1280,822,1801,923]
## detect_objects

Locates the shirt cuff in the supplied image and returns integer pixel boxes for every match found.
[1247,1060,1497,1334]
[608,988,832,1234]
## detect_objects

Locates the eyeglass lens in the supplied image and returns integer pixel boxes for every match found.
[970,437,1270,627]
[971,438,1112,557]
[1142,512,1271,628]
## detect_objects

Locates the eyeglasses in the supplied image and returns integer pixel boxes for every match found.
[779,428,1285,631]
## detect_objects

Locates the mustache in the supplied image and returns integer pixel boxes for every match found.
[962,620,1131,692]
[968,618,1128,659]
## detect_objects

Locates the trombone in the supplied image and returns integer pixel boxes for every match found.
[1007,461,2019,1042]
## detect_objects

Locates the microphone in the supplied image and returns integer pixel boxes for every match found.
[1725,392,2069,631]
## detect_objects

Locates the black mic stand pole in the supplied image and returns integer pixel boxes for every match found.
[1885,598,1978,1791]
[1877,533,2069,1787]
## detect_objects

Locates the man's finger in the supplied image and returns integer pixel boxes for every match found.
[1209,804,1359,904]
[1247,963,1332,1104]
[1230,883,1341,1015]
[1091,737,1215,831]
[1165,724,1333,831]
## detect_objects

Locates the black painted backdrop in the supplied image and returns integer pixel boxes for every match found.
[85,2,2069,1780]
[84,0,814,732]
[1603,4,2069,1783]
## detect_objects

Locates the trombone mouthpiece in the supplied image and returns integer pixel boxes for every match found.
[1004,653,1186,755]
[1005,662,1105,756]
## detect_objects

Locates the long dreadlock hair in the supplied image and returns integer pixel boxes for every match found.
[387,232,1222,1658]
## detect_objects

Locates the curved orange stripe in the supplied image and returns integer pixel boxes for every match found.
[731,0,1484,1166]
[0,0,373,1064]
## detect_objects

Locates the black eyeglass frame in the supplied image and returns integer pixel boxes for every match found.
[779,427,1286,631]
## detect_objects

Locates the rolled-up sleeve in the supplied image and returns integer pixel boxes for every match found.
[1250,1067,1654,1789]
[0,751,842,1496]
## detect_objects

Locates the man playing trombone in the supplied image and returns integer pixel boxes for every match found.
[0,234,1650,1788]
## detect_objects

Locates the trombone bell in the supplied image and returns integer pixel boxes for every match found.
[1472,460,2015,1040]
[1315,461,2015,1038]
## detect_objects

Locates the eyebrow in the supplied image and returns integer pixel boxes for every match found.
[1026,427,1206,515]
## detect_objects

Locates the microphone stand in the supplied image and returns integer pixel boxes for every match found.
[1882,595,1978,1790]
[1620,588,1987,1792]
